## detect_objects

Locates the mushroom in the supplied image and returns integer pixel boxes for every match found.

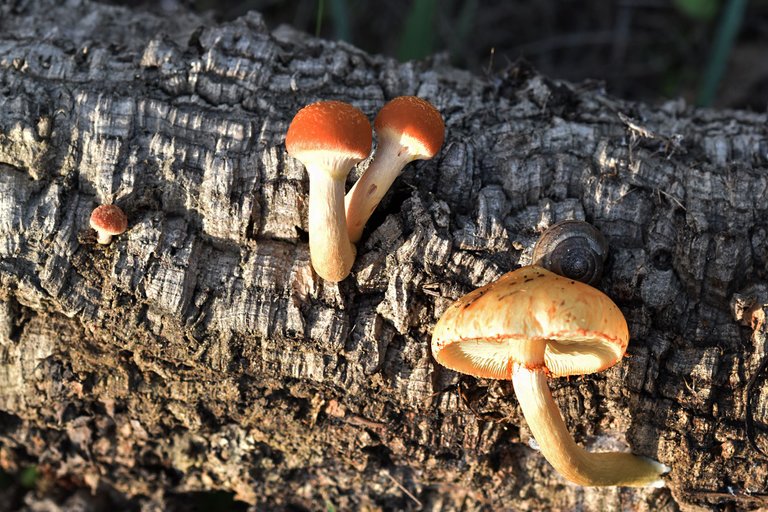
[431,266,669,487]
[344,96,444,243]
[89,204,128,245]
[286,100,373,282]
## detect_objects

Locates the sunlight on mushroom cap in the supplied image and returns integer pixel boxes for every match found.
[90,204,128,235]
[374,96,445,159]
[431,266,629,379]
[286,100,372,179]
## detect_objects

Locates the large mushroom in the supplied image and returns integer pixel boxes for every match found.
[286,101,372,282]
[431,266,669,487]
[344,96,444,243]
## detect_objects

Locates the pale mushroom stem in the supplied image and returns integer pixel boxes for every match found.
[345,138,413,244]
[95,232,113,245]
[307,164,356,282]
[511,365,669,487]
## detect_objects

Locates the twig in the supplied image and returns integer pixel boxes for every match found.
[618,111,685,158]
[656,187,687,211]
[687,487,768,505]
[485,47,495,75]
[384,470,423,509]
[618,112,656,140]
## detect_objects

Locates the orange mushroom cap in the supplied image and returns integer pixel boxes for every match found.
[89,204,128,236]
[431,266,629,380]
[286,101,372,179]
[374,96,445,159]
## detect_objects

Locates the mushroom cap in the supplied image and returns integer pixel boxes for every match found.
[89,204,128,235]
[431,266,629,379]
[286,101,372,179]
[374,96,445,159]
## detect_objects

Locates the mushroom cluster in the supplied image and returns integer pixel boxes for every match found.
[286,97,444,282]
[284,95,664,486]
[431,265,669,487]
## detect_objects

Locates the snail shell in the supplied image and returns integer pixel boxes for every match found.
[532,220,609,286]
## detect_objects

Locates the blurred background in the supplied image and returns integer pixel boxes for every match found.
[104,0,768,110]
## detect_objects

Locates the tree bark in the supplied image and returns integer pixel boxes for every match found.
[1,1,767,510]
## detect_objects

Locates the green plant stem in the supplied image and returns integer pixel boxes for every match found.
[697,0,748,106]
[315,0,325,37]
[329,0,350,42]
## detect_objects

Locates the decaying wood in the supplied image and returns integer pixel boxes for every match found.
[1,1,767,510]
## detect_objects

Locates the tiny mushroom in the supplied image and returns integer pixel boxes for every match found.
[89,204,128,245]
[345,96,444,243]
[286,100,373,282]
[431,266,670,487]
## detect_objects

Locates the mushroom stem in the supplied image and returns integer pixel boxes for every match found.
[511,365,668,487]
[345,138,412,244]
[307,163,356,282]
[95,232,114,245]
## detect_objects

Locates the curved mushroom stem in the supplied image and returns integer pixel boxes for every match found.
[511,365,669,487]
[307,164,356,282]
[345,138,413,244]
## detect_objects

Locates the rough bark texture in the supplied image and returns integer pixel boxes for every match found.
[1,1,767,510]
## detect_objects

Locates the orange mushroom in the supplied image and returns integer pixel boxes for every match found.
[345,96,444,243]
[90,204,128,245]
[432,266,669,487]
[286,101,372,282]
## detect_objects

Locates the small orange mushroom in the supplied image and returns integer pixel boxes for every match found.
[286,101,372,282]
[90,204,128,245]
[431,266,669,487]
[345,96,444,243]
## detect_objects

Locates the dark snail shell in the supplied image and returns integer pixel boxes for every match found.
[532,220,609,286]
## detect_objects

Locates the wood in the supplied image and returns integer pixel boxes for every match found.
[1,1,767,510]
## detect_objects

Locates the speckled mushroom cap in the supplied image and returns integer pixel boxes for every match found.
[286,101,372,179]
[89,204,128,235]
[431,266,629,379]
[374,96,445,159]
